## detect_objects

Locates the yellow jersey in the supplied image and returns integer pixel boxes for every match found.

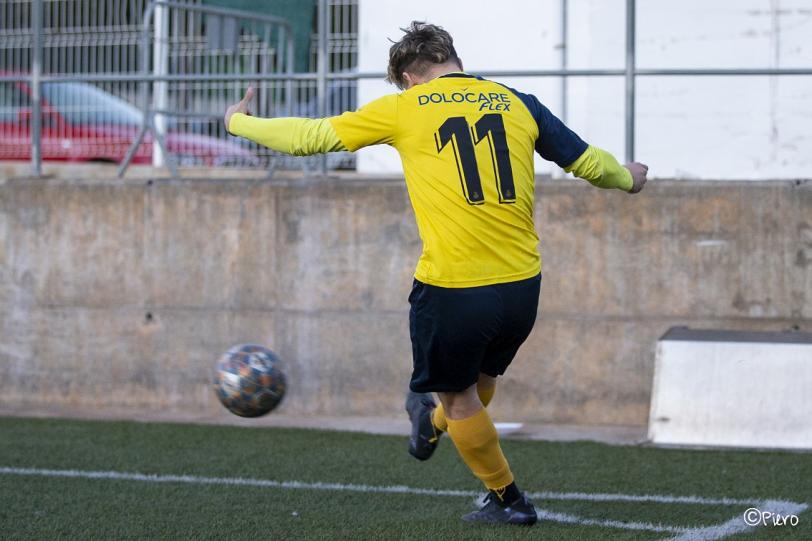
[328,72,589,288]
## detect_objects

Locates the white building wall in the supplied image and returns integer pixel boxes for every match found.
[356,0,812,179]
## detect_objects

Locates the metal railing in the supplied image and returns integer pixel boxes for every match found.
[2,0,154,174]
[1,0,358,177]
[2,0,812,178]
[117,0,296,177]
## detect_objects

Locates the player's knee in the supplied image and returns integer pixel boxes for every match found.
[438,385,482,420]
[446,401,481,420]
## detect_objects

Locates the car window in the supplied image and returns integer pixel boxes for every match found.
[0,82,31,123]
[41,82,142,127]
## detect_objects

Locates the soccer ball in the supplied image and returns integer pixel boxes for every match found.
[214,344,287,417]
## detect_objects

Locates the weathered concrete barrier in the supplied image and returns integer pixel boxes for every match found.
[1,170,809,426]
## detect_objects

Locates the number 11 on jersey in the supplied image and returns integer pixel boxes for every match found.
[434,113,516,206]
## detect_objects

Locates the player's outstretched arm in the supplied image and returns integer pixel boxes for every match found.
[564,145,648,193]
[224,86,346,156]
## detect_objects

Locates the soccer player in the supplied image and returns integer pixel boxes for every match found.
[225,22,648,526]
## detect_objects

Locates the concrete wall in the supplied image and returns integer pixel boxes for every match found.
[1,171,810,426]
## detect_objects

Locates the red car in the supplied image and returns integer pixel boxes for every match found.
[0,79,258,167]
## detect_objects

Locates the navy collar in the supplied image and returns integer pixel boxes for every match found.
[438,72,477,79]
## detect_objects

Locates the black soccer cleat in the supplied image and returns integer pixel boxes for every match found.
[405,391,442,461]
[462,491,538,526]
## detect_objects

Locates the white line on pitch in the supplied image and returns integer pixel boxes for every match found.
[536,508,690,534]
[666,500,809,541]
[527,490,767,507]
[0,466,772,507]
[0,466,806,537]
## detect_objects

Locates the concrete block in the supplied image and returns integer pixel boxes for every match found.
[648,328,812,449]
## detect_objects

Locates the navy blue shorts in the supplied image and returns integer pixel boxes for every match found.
[408,274,541,393]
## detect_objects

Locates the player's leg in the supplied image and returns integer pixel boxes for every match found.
[438,385,536,525]
[476,373,497,403]
[432,373,496,433]
[404,276,536,524]
[405,279,499,461]
[459,274,541,524]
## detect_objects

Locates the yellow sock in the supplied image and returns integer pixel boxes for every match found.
[432,385,495,433]
[445,408,514,490]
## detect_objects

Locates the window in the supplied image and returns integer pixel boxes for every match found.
[41,82,142,127]
[0,82,32,123]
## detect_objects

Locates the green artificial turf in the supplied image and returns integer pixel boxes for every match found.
[0,416,809,540]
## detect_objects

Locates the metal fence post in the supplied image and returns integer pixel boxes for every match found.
[285,27,295,117]
[118,0,156,178]
[317,0,328,175]
[560,0,568,124]
[625,0,636,163]
[31,0,43,177]
[152,2,169,167]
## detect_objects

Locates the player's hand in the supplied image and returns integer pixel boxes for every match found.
[625,162,649,194]
[224,86,255,134]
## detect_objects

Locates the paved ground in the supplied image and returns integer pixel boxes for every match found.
[0,405,648,445]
